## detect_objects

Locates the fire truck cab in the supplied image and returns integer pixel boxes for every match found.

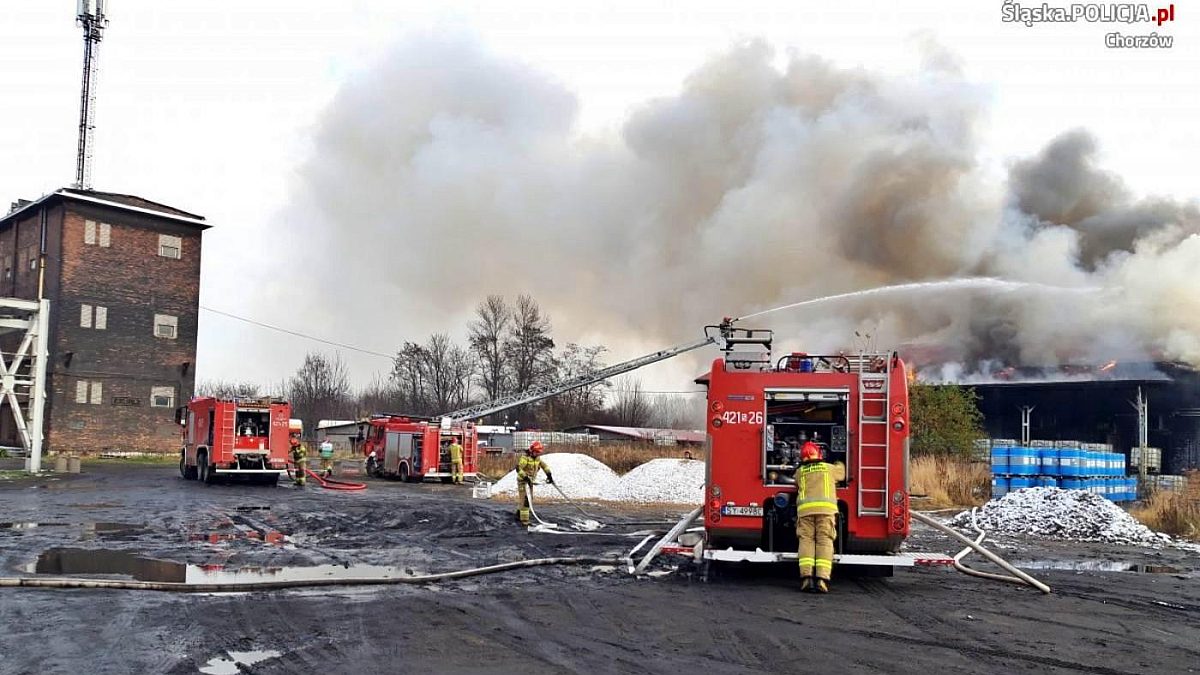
[177,397,292,485]
[360,415,479,482]
[699,327,920,569]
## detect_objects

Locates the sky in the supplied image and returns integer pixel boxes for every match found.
[1,0,1197,394]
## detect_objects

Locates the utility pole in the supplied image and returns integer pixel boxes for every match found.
[74,0,109,190]
[1128,386,1149,495]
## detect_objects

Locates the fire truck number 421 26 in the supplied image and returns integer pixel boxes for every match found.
[720,410,764,425]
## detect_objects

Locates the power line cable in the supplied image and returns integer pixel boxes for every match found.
[200,307,712,395]
[199,306,394,359]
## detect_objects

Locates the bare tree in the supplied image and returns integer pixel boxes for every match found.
[391,341,431,415]
[505,295,556,391]
[646,394,705,429]
[355,375,407,418]
[541,343,608,429]
[609,376,651,427]
[287,352,351,437]
[504,294,556,423]
[425,333,476,413]
[469,295,511,403]
[196,380,262,399]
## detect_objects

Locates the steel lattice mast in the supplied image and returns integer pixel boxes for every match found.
[74,0,109,190]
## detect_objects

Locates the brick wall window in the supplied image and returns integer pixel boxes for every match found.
[150,386,176,408]
[158,234,182,259]
[84,220,112,247]
[80,304,108,330]
[154,313,178,339]
[76,380,102,405]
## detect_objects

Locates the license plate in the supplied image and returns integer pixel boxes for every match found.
[721,506,763,517]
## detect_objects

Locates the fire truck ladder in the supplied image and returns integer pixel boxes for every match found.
[854,354,892,518]
[220,405,236,452]
[441,322,737,422]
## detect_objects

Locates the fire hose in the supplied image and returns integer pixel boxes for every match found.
[287,464,367,491]
[525,483,663,538]
[0,556,622,593]
[910,511,1051,594]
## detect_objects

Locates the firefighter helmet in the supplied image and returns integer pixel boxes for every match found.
[529,441,544,456]
[800,441,823,462]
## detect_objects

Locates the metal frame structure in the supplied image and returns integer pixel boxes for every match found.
[0,299,50,472]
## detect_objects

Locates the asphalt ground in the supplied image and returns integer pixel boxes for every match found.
[1,459,1197,674]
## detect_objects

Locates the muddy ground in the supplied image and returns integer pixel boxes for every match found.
[1,459,1197,675]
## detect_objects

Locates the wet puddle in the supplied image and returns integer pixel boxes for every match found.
[199,649,282,674]
[1,521,146,538]
[1015,560,1191,575]
[26,547,425,585]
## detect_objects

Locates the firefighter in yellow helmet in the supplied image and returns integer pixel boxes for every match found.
[448,437,464,485]
[289,433,308,488]
[796,440,844,593]
[516,441,553,526]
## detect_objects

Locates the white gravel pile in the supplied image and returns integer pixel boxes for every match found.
[950,487,1171,546]
[488,453,619,500]
[604,459,705,504]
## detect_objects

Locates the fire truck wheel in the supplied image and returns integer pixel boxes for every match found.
[398,462,411,483]
[198,451,216,485]
[179,451,197,480]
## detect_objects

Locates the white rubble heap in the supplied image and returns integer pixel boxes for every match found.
[489,453,706,505]
[489,453,619,500]
[605,458,706,504]
[950,487,1172,547]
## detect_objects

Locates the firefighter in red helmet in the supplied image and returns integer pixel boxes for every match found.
[516,441,554,526]
[796,439,843,593]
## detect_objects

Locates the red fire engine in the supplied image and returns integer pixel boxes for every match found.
[360,415,479,482]
[177,397,292,485]
[697,327,919,568]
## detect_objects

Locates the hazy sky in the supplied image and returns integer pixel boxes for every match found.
[1,1,1196,392]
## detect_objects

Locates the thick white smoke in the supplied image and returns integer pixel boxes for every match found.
[285,35,1200,379]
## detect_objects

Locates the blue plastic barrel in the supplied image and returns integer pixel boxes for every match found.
[1059,449,1080,477]
[992,476,1009,499]
[1062,477,1082,491]
[1127,477,1137,501]
[990,446,1010,476]
[1040,448,1059,477]
[1011,447,1037,476]
[1010,476,1035,491]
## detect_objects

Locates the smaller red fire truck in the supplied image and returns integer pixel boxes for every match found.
[360,415,479,482]
[177,397,292,485]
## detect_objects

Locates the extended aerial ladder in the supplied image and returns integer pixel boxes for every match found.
[440,320,741,422]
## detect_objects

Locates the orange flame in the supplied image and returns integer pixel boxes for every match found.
[1099,360,1117,372]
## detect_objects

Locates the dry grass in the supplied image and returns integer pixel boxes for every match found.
[1133,472,1200,540]
[909,456,991,508]
[476,443,704,480]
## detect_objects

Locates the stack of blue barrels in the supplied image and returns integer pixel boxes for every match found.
[989,439,1135,501]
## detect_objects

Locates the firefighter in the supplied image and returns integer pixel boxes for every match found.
[796,440,843,593]
[319,439,335,478]
[289,433,308,487]
[448,437,464,485]
[516,441,553,526]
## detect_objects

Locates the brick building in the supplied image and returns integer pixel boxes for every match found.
[0,188,207,454]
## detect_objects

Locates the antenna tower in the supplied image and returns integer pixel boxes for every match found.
[74,0,109,190]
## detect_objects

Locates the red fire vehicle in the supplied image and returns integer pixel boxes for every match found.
[177,397,292,485]
[360,415,479,482]
[696,327,922,569]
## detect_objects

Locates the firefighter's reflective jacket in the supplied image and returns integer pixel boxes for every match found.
[796,461,837,517]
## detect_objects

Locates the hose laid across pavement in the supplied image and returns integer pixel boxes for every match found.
[911,510,1051,594]
[0,556,621,593]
